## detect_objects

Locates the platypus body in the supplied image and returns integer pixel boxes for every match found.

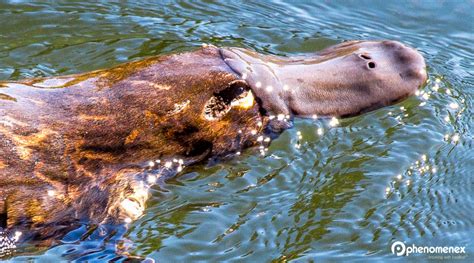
[0,41,427,257]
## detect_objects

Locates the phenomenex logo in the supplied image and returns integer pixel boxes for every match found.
[391,241,467,257]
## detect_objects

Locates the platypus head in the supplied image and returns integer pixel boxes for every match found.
[220,40,427,117]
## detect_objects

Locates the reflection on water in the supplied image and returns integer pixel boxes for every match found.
[1,0,473,261]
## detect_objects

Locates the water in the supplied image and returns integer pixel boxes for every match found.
[1,0,472,262]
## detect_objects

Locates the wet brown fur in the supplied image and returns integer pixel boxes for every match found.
[0,46,264,250]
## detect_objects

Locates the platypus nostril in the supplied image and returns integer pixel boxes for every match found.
[359,54,371,60]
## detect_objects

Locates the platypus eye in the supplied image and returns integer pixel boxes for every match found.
[359,54,371,60]
[214,80,248,104]
[203,80,251,121]
[367,62,376,69]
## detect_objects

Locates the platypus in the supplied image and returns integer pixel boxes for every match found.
[0,40,427,257]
